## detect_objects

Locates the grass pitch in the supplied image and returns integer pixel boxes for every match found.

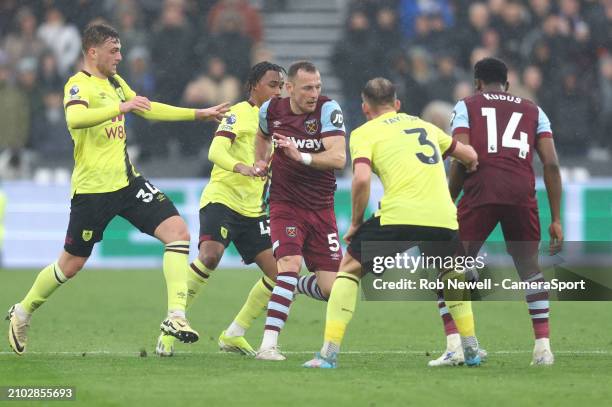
[1,268,610,407]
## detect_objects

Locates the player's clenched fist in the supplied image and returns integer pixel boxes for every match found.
[195,102,231,122]
[253,160,269,179]
[120,95,151,113]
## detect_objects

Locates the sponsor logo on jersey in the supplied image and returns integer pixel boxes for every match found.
[220,226,228,240]
[82,230,93,242]
[304,118,319,135]
[273,120,282,128]
[330,109,344,128]
[287,136,323,151]
[285,226,297,237]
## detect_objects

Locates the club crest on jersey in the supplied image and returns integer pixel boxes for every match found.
[70,85,79,96]
[82,230,93,242]
[304,118,319,135]
[220,226,228,240]
[286,226,297,238]
[226,114,237,124]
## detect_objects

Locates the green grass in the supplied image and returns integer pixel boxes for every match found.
[0,268,611,407]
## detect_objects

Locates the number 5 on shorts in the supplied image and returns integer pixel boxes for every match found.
[328,233,340,252]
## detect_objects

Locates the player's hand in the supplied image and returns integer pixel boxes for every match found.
[253,160,269,180]
[464,159,478,173]
[273,133,302,162]
[119,96,151,113]
[233,163,257,177]
[195,102,231,122]
[548,221,563,255]
[343,223,361,244]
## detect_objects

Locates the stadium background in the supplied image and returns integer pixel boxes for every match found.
[0,0,611,267]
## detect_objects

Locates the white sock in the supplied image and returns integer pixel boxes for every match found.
[535,337,550,350]
[14,303,31,320]
[260,329,279,350]
[226,321,246,337]
[447,333,462,350]
[168,310,186,319]
[320,341,340,358]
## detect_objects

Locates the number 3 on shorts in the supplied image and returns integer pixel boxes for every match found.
[327,233,340,252]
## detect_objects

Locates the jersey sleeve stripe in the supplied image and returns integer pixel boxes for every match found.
[321,130,345,138]
[537,131,553,139]
[215,131,236,142]
[452,127,470,137]
[442,138,457,159]
[65,100,89,108]
[353,157,371,168]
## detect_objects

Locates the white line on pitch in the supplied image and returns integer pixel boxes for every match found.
[0,350,610,356]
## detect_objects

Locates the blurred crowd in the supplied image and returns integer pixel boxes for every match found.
[0,0,264,179]
[334,0,612,159]
[1,0,611,181]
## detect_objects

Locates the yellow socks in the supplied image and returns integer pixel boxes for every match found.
[186,257,212,308]
[163,241,191,313]
[20,262,68,313]
[232,276,275,332]
[322,272,360,355]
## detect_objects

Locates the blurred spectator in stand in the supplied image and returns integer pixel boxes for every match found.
[30,89,72,168]
[57,0,109,31]
[374,7,403,67]
[487,0,506,24]
[124,47,156,162]
[183,56,240,107]
[0,52,30,179]
[550,68,595,157]
[453,80,472,102]
[36,7,81,78]
[151,0,194,105]
[207,0,263,44]
[15,57,44,144]
[198,12,253,82]
[527,0,552,27]
[182,56,240,172]
[332,9,382,131]
[481,27,501,57]
[506,65,533,101]
[3,7,45,72]
[585,0,612,55]
[38,51,63,90]
[387,51,429,116]
[497,0,529,63]
[421,100,453,132]
[149,0,195,159]
[427,53,464,103]
[399,0,453,39]
[456,2,490,68]
[594,55,612,158]
[114,2,148,58]
[520,64,544,105]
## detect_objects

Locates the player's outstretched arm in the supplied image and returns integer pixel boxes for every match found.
[449,139,478,173]
[345,161,371,243]
[65,96,151,129]
[274,133,346,170]
[536,137,563,254]
[134,101,230,122]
